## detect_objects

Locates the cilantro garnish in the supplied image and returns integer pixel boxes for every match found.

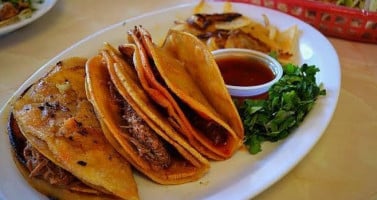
[238,63,326,154]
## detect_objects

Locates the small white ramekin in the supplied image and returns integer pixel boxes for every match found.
[212,48,283,97]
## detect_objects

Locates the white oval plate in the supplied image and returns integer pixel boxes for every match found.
[0,2,340,200]
[0,0,57,36]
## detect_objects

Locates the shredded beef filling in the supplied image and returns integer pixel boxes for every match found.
[182,103,228,146]
[23,141,76,186]
[22,142,107,195]
[9,113,103,195]
[108,81,171,170]
[120,43,229,147]
[123,104,172,169]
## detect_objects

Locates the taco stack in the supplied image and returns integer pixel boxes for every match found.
[8,24,246,199]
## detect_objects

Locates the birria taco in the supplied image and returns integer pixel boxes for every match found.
[9,57,139,200]
[125,26,244,160]
[85,44,210,185]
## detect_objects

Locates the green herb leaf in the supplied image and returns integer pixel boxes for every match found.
[238,63,326,154]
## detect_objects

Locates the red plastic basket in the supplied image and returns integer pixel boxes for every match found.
[216,0,377,43]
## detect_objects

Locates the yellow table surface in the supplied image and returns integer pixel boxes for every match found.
[1,1,377,199]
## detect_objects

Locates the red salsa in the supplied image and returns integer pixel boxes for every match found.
[216,56,275,87]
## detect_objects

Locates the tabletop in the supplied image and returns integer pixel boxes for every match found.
[1,0,377,200]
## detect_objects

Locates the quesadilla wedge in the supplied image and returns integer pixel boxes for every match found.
[10,57,139,200]
[85,45,210,185]
[125,26,243,160]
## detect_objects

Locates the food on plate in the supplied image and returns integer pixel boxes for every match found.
[9,57,139,200]
[85,44,210,185]
[0,0,33,27]
[170,3,326,155]
[7,24,244,198]
[126,26,244,160]
[172,12,299,64]
[238,63,326,154]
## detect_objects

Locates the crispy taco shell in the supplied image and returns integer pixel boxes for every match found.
[85,47,209,185]
[11,57,139,200]
[125,27,243,160]
[8,113,120,200]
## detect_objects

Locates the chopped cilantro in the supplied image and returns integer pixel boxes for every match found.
[238,63,326,154]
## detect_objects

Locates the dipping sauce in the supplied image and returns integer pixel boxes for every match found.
[216,56,275,86]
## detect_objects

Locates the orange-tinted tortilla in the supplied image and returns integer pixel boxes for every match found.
[85,47,209,185]
[161,29,244,139]
[12,57,139,200]
[126,27,243,160]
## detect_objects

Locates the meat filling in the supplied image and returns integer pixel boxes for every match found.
[182,103,228,146]
[23,141,76,186]
[120,39,229,147]
[22,141,107,195]
[9,113,103,195]
[123,104,172,170]
[109,82,171,170]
